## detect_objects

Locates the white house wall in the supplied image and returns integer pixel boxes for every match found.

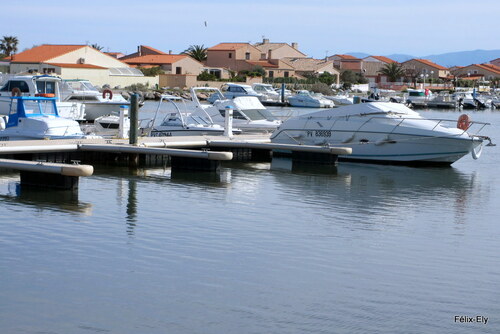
[61,68,158,88]
[50,46,127,67]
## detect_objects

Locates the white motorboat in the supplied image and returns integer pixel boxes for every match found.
[426,91,459,109]
[60,79,131,120]
[140,94,239,137]
[252,83,281,104]
[325,93,354,105]
[452,90,490,109]
[271,102,492,166]
[214,83,264,101]
[287,90,335,108]
[190,87,281,132]
[0,96,95,140]
[0,75,86,120]
[91,107,131,139]
[405,89,432,108]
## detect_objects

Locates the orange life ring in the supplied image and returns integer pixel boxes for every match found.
[11,87,21,96]
[102,89,113,100]
[35,93,56,98]
[457,114,471,131]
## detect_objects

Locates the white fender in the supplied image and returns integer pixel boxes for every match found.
[471,142,483,160]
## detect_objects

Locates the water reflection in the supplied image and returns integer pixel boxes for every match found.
[271,156,338,175]
[0,179,93,215]
[126,178,137,235]
[269,161,479,227]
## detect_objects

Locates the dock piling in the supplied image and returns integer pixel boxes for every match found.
[129,94,139,145]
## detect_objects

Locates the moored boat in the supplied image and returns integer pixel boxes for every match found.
[190,87,281,132]
[287,90,335,108]
[271,102,492,166]
[140,94,240,137]
[0,96,96,141]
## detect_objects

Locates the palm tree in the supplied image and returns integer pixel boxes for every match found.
[378,62,405,82]
[0,36,19,57]
[182,45,207,62]
[90,43,104,51]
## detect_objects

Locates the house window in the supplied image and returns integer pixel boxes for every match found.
[176,67,182,74]
[209,69,221,79]
[284,71,289,78]
[228,53,232,59]
[268,71,274,78]
[245,52,250,60]
[261,53,266,59]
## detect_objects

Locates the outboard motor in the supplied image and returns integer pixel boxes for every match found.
[474,98,487,109]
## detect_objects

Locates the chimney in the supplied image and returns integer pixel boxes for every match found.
[169,50,172,55]
[263,38,269,44]
[268,49,272,60]
[291,42,298,49]
[138,45,141,56]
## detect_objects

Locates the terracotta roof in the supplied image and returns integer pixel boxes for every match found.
[460,75,484,80]
[365,55,397,64]
[282,57,335,72]
[139,45,167,55]
[10,44,86,63]
[122,54,189,65]
[334,54,360,60]
[253,42,306,56]
[477,63,500,75]
[46,63,107,69]
[409,58,448,70]
[246,61,279,68]
[105,52,124,58]
[208,43,251,51]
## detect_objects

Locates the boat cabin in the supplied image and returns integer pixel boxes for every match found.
[6,96,59,128]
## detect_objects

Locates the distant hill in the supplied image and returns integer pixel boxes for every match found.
[345,52,370,59]
[423,50,500,67]
[384,54,414,63]
[345,49,500,67]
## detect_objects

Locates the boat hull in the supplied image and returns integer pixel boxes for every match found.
[270,112,484,166]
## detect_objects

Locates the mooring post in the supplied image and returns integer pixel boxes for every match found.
[119,105,129,139]
[129,94,140,166]
[129,94,139,145]
[281,83,286,103]
[224,105,234,138]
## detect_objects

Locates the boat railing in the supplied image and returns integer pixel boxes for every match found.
[306,113,491,138]
[352,115,491,137]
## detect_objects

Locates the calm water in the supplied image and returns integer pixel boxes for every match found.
[1,105,499,334]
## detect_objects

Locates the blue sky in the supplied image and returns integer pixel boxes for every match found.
[4,0,499,58]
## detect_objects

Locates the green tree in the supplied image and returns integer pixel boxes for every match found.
[340,70,357,89]
[197,71,217,81]
[378,62,405,82]
[0,36,19,57]
[182,44,207,62]
[137,66,164,76]
[318,72,337,86]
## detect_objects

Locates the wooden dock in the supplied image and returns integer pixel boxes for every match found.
[0,134,351,189]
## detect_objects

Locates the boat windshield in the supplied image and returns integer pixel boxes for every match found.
[35,81,57,94]
[254,85,274,93]
[61,80,99,93]
[241,109,275,121]
[23,100,57,116]
[409,91,425,97]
